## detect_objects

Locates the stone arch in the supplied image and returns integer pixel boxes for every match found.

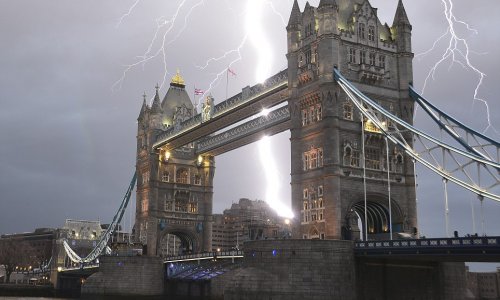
[346,194,404,240]
[159,226,200,257]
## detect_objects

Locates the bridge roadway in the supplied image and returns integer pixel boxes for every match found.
[153,70,290,154]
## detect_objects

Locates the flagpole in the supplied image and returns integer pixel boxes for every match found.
[225,67,229,101]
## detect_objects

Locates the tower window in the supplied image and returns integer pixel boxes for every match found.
[305,49,312,64]
[349,48,356,64]
[369,52,376,66]
[358,23,366,39]
[162,171,170,182]
[194,175,201,185]
[360,50,366,64]
[368,26,375,41]
[343,102,353,120]
[176,168,189,184]
[379,55,386,69]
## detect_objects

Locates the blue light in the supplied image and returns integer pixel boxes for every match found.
[272,249,278,256]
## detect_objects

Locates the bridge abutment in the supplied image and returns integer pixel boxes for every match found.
[224,239,357,300]
[81,256,164,298]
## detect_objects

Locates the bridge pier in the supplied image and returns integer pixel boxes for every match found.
[81,256,164,298]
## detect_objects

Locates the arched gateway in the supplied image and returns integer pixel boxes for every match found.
[134,0,419,254]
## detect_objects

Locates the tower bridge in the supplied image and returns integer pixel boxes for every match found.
[53,0,500,299]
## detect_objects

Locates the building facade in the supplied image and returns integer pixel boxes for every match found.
[135,72,215,256]
[212,198,290,251]
[286,0,417,240]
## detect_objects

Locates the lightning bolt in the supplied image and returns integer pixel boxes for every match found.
[112,0,205,92]
[416,0,498,136]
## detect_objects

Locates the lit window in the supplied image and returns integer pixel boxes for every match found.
[316,105,322,121]
[303,188,309,199]
[303,201,309,210]
[194,175,201,185]
[310,151,318,169]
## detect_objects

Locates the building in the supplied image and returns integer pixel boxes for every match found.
[212,198,290,251]
[135,73,215,256]
[0,228,56,283]
[286,0,416,240]
[466,266,500,299]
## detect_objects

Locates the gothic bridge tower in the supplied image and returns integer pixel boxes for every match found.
[287,0,417,240]
[135,72,214,256]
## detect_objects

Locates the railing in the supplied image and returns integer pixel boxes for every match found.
[164,250,244,263]
[355,236,500,250]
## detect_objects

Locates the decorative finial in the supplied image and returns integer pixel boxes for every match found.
[143,92,147,101]
[155,83,159,91]
[171,68,185,87]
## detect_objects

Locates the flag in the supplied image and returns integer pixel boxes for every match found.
[194,88,204,95]
[228,68,236,76]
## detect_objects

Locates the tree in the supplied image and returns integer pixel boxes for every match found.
[0,238,34,283]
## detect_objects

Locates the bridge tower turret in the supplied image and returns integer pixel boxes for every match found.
[287,0,417,241]
[134,71,214,256]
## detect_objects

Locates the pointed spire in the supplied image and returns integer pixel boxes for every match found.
[287,0,301,30]
[138,92,148,120]
[304,1,311,10]
[318,0,337,8]
[393,0,410,26]
[150,84,162,114]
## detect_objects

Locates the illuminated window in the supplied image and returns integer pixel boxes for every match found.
[303,201,309,210]
[349,48,356,63]
[358,23,366,39]
[303,189,309,199]
[368,26,375,41]
[189,202,197,213]
[310,152,318,169]
[369,52,376,66]
[194,175,201,185]
[303,148,323,171]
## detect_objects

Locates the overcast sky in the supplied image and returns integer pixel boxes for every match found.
[1,0,499,263]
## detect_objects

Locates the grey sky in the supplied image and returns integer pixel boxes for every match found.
[1,0,499,264]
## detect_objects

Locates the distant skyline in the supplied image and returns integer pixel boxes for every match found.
[1,0,499,263]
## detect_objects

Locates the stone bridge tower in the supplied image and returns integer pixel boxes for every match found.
[287,0,417,240]
[135,72,214,256]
